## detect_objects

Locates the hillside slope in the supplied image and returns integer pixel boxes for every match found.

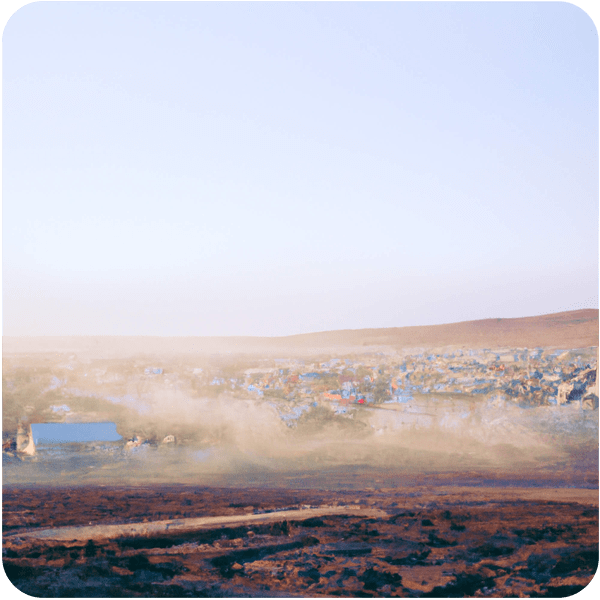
[3,309,598,358]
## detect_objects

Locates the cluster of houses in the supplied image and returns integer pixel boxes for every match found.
[191,347,598,412]
[5,346,597,457]
[88,347,599,416]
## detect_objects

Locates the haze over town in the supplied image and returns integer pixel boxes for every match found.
[2,1,598,338]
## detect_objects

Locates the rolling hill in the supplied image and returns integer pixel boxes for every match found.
[3,309,598,358]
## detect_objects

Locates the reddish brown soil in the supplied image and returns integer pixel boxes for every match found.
[3,484,598,597]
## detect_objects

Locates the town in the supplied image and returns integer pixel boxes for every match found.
[3,344,598,455]
[222,346,598,410]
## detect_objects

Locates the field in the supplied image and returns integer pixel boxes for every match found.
[3,484,598,597]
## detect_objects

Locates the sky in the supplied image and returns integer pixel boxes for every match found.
[2,1,599,337]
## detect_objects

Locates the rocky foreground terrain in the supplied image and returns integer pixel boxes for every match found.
[3,484,598,597]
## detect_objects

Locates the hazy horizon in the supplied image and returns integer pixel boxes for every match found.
[2,307,598,341]
[3,2,599,337]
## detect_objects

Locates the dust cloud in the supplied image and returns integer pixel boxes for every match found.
[10,387,591,489]
[3,329,598,488]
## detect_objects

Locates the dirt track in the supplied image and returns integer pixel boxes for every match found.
[8,506,388,543]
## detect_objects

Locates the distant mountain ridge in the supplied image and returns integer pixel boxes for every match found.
[3,309,598,358]
[284,309,599,349]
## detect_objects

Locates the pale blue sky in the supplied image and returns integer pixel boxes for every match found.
[2,2,598,336]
